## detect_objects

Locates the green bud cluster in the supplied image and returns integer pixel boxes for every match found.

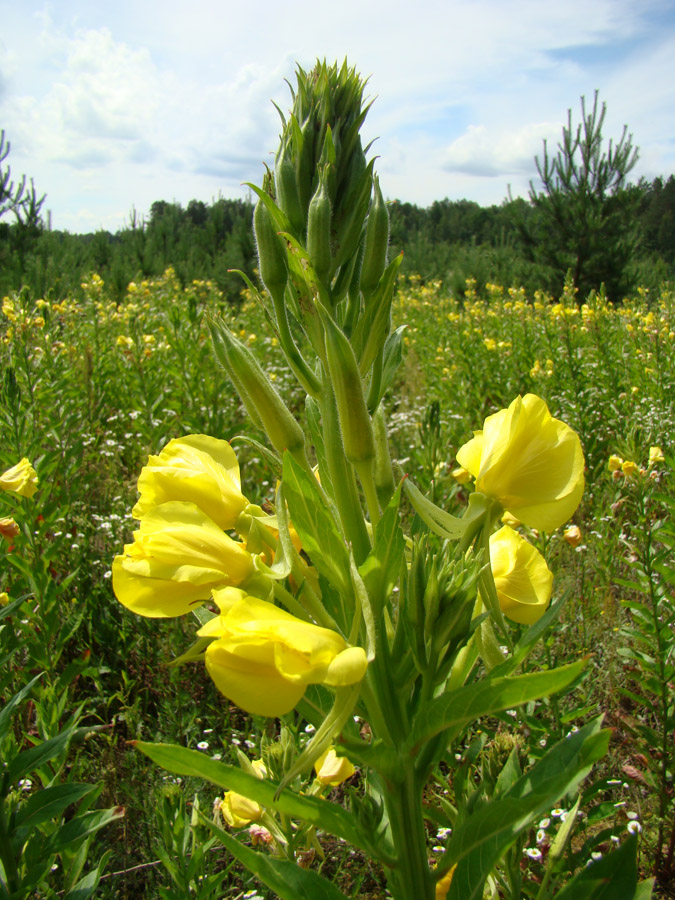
[403,539,482,682]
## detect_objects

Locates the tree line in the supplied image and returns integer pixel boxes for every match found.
[2,93,674,303]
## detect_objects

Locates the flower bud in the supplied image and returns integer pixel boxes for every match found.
[319,307,374,464]
[253,197,288,300]
[274,142,305,237]
[307,169,333,282]
[360,175,389,296]
[209,319,305,457]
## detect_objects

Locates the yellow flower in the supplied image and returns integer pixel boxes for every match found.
[132,434,248,530]
[0,459,38,498]
[221,791,262,828]
[563,524,583,547]
[0,592,9,606]
[489,525,553,625]
[0,517,20,539]
[608,455,624,472]
[314,747,356,786]
[649,446,665,465]
[621,460,639,477]
[112,502,253,618]
[456,395,584,532]
[451,466,473,485]
[199,594,368,717]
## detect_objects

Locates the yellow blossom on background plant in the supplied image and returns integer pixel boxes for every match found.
[489,525,553,625]
[621,460,639,477]
[456,394,584,532]
[563,525,583,547]
[314,747,356,786]
[608,455,624,472]
[199,594,368,717]
[112,501,253,618]
[0,459,38,498]
[0,517,20,539]
[132,434,248,530]
[649,446,665,465]
[0,592,9,606]
[451,466,472,485]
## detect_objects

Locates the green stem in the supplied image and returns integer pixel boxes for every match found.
[383,769,434,900]
[320,383,371,564]
[0,793,21,898]
[355,458,381,527]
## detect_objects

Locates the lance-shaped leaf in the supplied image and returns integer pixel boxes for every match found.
[443,719,610,900]
[282,451,351,596]
[200,812,350,900]
[132,742,367,852]
[358,482,405,617]
[552,834,650,900]
[14,783,95,831]
[406,658,587,752]
[404,480,492,542]
[352,253,403,376]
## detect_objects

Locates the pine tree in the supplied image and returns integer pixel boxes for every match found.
[514,92,643,301]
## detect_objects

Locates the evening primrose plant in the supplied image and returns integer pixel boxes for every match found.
[113,61,653,900]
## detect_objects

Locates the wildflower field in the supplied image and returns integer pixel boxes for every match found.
[1,267,674,898]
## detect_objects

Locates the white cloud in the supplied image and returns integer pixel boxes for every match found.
[442,122,559,178]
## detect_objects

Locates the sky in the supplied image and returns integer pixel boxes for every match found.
[1,0,674,234]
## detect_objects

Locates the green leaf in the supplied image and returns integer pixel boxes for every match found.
[379,325,406,400]
[358,482,405,616]
[553,835,643,900]
[132,742,368,852]
[0,672,43,737]
[62,851,112,900]
[407,658,587,751]
[15,783,95,830]
[444,720,610,900]
[7,723,77,783]
[352,253,403,375]
[200,812,350,900]
[282,451,351,595]
[634,879,656,899]
[46,807,124,854]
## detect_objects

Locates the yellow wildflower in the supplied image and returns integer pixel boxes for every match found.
[199,593,368,717]
[0,459,38,498]
[456,395,584,532]
[489,525,553,625]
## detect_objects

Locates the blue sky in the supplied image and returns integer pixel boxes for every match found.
[1,0,674,233]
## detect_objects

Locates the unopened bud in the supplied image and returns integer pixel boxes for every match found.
[209,319,304,457]
[253,198,288,300]
[307,169,333,282]
[360,176,389,296]
[319,307,374,464]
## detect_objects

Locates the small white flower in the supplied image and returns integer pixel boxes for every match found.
[525,847,542,860]
[197,741,209,751]
[551,808,566,818]
[591,851,603,860]
[626,811,639,820]
[304,724,316,734]
[538,817,550,829]
[627,821,642,834]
